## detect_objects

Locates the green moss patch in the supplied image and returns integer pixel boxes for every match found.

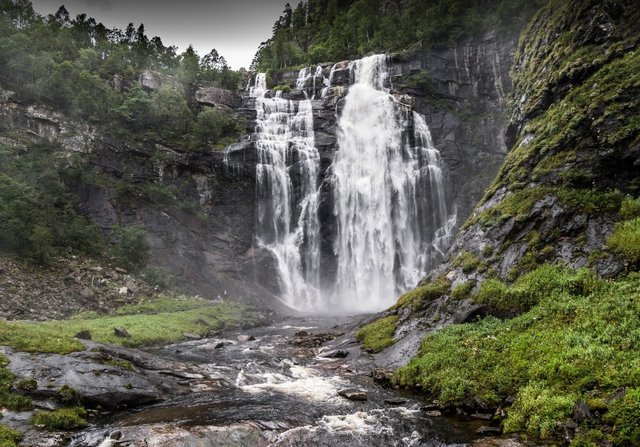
[356,316,399,353]
[392,279,450,311]
[31,407,88,431]
[395,266,640,441]
[607,217,640,264]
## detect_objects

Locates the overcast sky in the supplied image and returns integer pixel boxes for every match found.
[30,0,291,69]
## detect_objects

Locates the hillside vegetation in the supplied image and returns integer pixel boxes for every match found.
[252,0,546,70]
[384,0,640,445]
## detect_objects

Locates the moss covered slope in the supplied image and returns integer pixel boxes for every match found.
[368,0,640,444]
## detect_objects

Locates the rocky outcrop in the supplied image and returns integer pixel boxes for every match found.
[378,0,640,366]
[139,70,179,92]
[195,87,242,109]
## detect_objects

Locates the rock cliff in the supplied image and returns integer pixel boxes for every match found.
[377,0,640,368]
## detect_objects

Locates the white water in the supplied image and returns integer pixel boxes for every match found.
[249,56,453,313]
[331,55,452,312]
[250,72,322,311]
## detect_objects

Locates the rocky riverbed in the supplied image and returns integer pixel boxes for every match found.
[1,315,536,447]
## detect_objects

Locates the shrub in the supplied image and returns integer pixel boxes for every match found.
[606,388,640,446]
[356,315,399,353]
[15,378,37,392]
[111,225,150,272]
[452,251,481,273]
[56,385,78,405]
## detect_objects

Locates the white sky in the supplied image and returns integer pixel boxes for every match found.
[30,0,291,69]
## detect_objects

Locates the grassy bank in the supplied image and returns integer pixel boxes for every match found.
[0,296,257,354]
[394,265,640,445]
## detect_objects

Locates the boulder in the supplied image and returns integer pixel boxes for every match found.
[139,70,178,92]
[114,326,131,338]
[237,334,255,342]
[338,389,367,401]
[74,330,92,340]
[195,87,241,109]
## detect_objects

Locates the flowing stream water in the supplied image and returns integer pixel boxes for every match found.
[249,55,454,313]
[69,317,485,447]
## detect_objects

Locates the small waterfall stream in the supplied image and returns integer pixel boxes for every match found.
[248,55,454,313]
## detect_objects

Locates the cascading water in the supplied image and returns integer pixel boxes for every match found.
[250,72,322,311]
[249,55,454,313]
[331,55,453,312]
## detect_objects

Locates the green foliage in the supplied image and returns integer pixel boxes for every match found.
[31,407,88,431]
[191,107,242,149]
[356,315,399,353]
[607,218,640,264]
[606,388,640,446]
[502,382,575,438]
[0,2,245,149]
[252,0,545,70]
[393,278,450,311]
[0,142,104,264]
[395,266,640,439]
[0,425,21,447]
[0,299,253,354]
[110,225,150,272]
[56,385,78,405]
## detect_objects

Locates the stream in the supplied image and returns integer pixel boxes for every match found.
[68,316,489,447]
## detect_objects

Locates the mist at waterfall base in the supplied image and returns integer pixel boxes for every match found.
[244,55,455,314]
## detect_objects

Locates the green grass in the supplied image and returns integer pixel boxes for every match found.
[356,316,399,353]
[395,265,640,441]
[0,298,255,354]
[30,407,88,431]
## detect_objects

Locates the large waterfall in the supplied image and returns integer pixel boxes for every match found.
[248,55,454,313]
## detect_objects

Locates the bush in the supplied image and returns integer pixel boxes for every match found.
[619,196,640,219]
[111,225,150,272]
[450,281,475,300]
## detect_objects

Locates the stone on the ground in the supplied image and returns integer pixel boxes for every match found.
[74,330,92,340]
[114,326,131,338]
[237,335,255,342]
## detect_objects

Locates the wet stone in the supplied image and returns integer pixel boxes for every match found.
[338,389,368,401]
[476,426,502,436]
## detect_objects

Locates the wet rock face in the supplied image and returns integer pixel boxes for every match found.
[195,87,242,109]
[391,33,517,223]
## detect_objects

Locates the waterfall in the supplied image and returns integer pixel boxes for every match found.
[249,55,453,313]
[330,55,452,312]
[250,72,322,311]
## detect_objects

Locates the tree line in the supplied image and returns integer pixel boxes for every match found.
[0,1,245,148]
[251,0,547,71]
